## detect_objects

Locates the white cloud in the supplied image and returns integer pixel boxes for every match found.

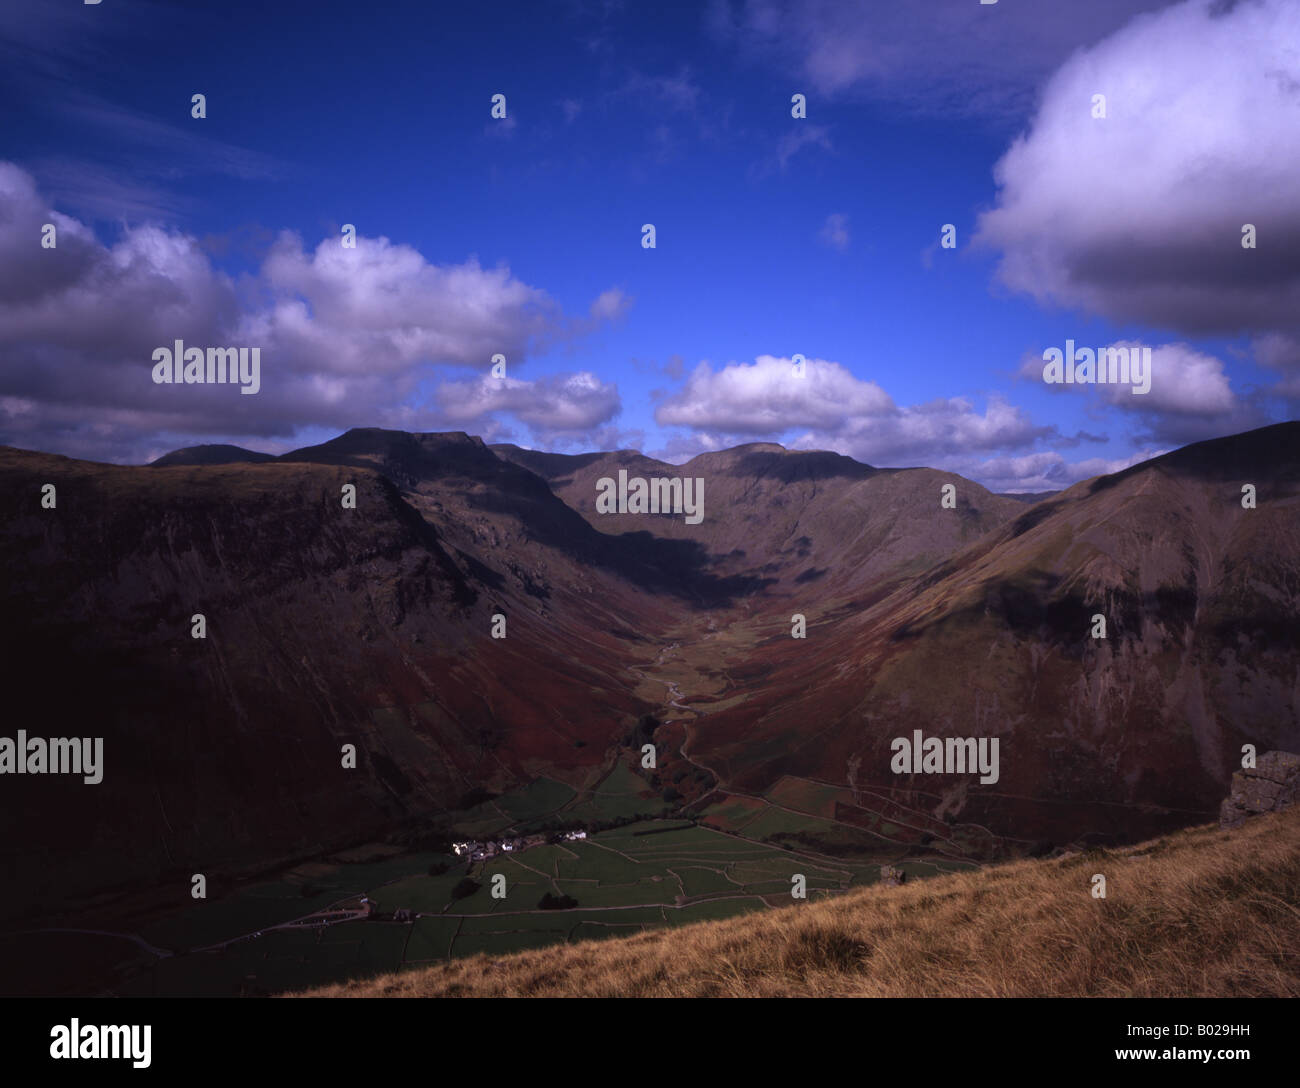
[435,371,621,441]
[656,355,893,432]
[588,286,632,323]
[650,354,1156,490]
[975,0,1300,339]
[1097,341,1235,415]
[655,355,1056,467]
[788,394,1055,466]
[254,231,558,374]
[952,447,1167,494]
[1017,339,1267,445]
[0,163,627,462]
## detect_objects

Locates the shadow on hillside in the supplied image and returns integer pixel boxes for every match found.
[463,489,775,607]
[294,441,775,608]
[1006,499,1067,538]
[605,529,777,606]
[888,569,1096,651]
[887,568,1242,651]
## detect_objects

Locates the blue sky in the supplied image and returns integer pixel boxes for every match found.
[1,0,1297,490]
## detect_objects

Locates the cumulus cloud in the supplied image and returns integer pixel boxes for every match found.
[975,0,1300,340]
[656,355,892,432]
[1095,342,1235,416]
[952,447,1168,494]
[655,415,1139,493]
[250,231,561,375]
[648,353,1173,490]
[1253,332,1300,400]
[1017,339,1268,445]
[587,287,632,323]
[786,395,1056,467]
[0,163,628,462]
[654,355,1055,465]
[434,372,622,442]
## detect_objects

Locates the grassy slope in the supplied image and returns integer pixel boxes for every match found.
[290,806,1300,997]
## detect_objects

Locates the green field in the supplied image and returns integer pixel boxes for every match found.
[119,923,408,997]
[496,777,577,822]
[560,761,666,822]
[665,897,768,925]
[555,841,644,882]
[673,865,742,897]
[700,796,767,831]
[67,778,974,995]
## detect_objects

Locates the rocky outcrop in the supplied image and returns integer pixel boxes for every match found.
[1219,751,1300,829]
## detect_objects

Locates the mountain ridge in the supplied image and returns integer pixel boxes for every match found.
[2,421,1296,922]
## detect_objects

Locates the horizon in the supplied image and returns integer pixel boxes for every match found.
[14,417,1294,497]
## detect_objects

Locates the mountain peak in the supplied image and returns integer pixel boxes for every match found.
[149,443,275,467]
[1091,420,1300,493]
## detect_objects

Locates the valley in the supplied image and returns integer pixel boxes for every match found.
[3,786,977,996]
[1,421,1297,996]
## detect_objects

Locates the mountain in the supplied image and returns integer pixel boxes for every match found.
[1,422,1297,923]
[492,441,1026,595]
[0,438,662,919]
[149,444,275,466]
[666,421,1300,849]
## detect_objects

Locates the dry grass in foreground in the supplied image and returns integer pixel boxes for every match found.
[291,807,1300,998]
